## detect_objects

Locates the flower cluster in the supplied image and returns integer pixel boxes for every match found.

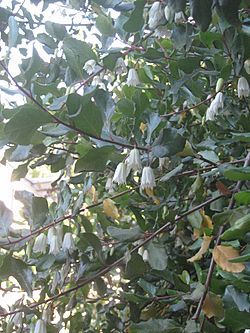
[33,226,75,257]
[111,148,156,191]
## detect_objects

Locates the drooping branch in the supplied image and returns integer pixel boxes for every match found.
[2,158,244,247]
[0,61,149,152]
[0,193,224,318]
[193,151,250,321]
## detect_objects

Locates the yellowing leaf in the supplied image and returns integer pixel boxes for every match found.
[139,122,147,133]
[202,213,213,230]
[188,236,212,262]
[88,185,98,203]
[212,245,245,273]
[202,292,224,319]
[145,188,160,205]
[103,198,119,219]
[176,140,195,157]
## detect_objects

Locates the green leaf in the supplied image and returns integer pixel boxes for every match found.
[152,128,186,158]
[37,33,58,49]
[147,240,168,271]
[221,213,250,240]
[178,57,201,74]
[129,319,182,333]
[75,147,121,172]
[4,105,51,144]
[8,16,19,48]
[63,37,97,76]
[187,210,203,229]
[123,0,145,32]
[107,226,142,241]
[220,309,250,332]
[96,14,116,36]
[231,132,250,142]
[0,256,33,296]
[117,98,135,117]
[137,278,157,296]
[9,145,32,162]
[11,163,28,181]
[234,191,250,205]
[77,233,103,261]
[0,201,13,237]
[125,253,148,279]
[32,197,49,229]
[67,94,103,137]
[223,285,250,312]
[45,21,67,40]
[224,167,250,181]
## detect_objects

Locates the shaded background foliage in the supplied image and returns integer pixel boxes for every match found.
[0,0,250,332]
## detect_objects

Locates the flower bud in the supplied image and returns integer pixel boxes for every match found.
[244,59,250,75]
[126,68,140,87]
[237,76,250,98]
[216,78,224,93]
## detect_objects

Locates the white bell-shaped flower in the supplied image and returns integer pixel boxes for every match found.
[33,233,47,254]
[142,249,149,262]
[164,5,174,22]
[126,148,142,172]
[126,69,140,87]
[62,232,76,254]
[105,176,114,193]
[238,77,250,98]
[34,319,47,333]
[205,92,224,121]
[83,59,96,75]
[113,162,127,185]
[244,59,250,75]
[174,11,185,24]
[140,166,156,190]
[49,234,61,256]
[148,2,164,29]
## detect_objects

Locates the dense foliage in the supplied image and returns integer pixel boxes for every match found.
[0,0,250,332]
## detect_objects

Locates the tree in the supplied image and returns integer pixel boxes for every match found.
[0,0,250,332]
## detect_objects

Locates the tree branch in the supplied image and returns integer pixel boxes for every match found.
[192,151,250,321]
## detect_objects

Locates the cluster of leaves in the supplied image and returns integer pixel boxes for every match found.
[0,0,250,332]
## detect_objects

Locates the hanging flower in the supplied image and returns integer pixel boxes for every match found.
[113,162,127,185]
[83,59,96,75]
[126,69,140,87]
[33,233,47,254]
[62,232,76,254]
[205,92,224,121]
[49,234,61,256]
[164,5,174,23]
[142,249,149,262]
[148,2,164,29]
[126,148,142,172]
[244,59,250,75]
[34,319,47,333]
[237,77,250,98]
[105,174,114,193]
[115,57,127,75]
[140,166,156,190]
[174,11,185,24]
[159,157,170,170]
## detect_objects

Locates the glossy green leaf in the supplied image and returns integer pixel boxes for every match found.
[221,213,250,240]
